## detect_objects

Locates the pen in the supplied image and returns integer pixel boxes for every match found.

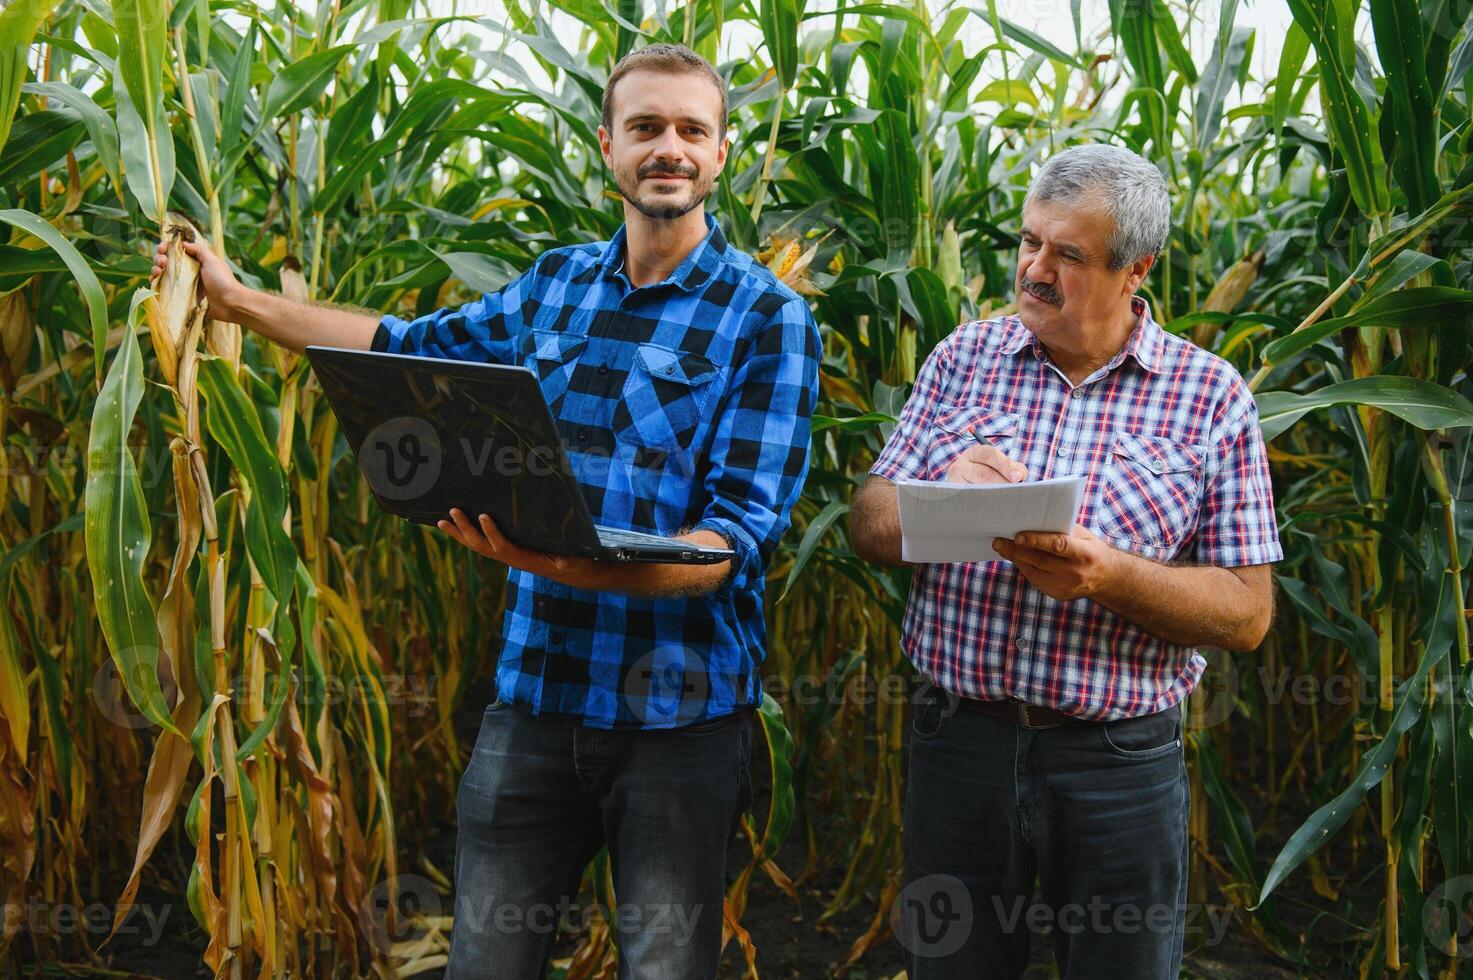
[971,425,1026,483]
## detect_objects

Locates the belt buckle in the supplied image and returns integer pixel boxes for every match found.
[1011,699,1060,730]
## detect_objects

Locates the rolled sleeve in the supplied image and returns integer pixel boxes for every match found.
[869,337,954,481]
[695,297,821,594]
[1190,380,1285,567]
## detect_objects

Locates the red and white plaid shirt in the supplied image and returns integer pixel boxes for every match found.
[871,298,1282,720]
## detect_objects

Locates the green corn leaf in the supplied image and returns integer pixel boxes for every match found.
[997,18,1082,69]
[1255,570,1457,905]
[83,291,176,734]
[262,44,354,119]
[1285,0,1389,216]
[759,0,803,89]
[1259,287,1473,365]
[197,357,297,608]
[0,108,83,186]
[22,80,123,192]
[0,0,60,154]
[0,207,110,387]
[778,501,848,605]
[114,0,173,221]
[1195,26,1251,152]
[1369,0,1440,214]
[1271,21,1310,136]
[754,692,796,862]
[1257,375,1473,441]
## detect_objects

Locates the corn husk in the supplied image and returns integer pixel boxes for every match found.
[145,214,207,387]
[272,257,308,378]
[0,289,34,389]
[758,233,827,296]
[1194,249,1265,348]
[205,317,242,376]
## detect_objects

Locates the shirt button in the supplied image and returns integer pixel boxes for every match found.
[1015,637,1030,652]
[598,364,609,375]
[1057,446,1069,457]
[665,365,676,375]
[1071,388,1086,399]
[577,429,588,441]
[549,632,563,645]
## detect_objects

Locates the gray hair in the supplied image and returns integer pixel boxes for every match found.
[1023,145,1171,271]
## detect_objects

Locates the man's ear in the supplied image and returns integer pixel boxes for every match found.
[1125,253,1155,293]
[714,133,730,175]
[597,125,613,167]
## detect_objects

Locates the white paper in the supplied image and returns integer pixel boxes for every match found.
[897,476,1086,564]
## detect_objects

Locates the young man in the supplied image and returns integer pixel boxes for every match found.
[153,44,820,979]
[849,144,1280,979]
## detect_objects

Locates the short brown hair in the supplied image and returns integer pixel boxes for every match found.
[602,44,728,141]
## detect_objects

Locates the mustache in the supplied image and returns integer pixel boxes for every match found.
[639,162,699,180]
[1020,274,1061,306]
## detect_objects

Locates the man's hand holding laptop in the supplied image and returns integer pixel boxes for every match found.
[436,507,731,596]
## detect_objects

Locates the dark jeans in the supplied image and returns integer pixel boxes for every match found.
[900,687,1189,980]
[447,699,753,979]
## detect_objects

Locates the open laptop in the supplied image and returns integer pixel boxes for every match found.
[304,345,734,565]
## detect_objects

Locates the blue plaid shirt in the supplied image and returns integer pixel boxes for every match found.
[372,214,821,729]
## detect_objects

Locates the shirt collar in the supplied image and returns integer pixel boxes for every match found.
[1002,296,1165,375]
[598,212,728,293]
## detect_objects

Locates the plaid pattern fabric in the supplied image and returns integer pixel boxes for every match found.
[373,214,821,729]
[871,298,1283,721]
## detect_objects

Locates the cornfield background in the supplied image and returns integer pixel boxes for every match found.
[2,0,1473,976]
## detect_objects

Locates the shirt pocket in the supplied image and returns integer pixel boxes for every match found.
[521,330,587,406]
[1098,432,1204,558]
[925,404,1020,480]
[612,342,723,458]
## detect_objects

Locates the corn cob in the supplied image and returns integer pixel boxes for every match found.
[145,214,207,387]
[0,289,33,390]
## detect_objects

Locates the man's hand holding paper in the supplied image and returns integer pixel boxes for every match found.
[897,428,1085,565]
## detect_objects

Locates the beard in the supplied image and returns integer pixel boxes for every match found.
[614,160,714,220]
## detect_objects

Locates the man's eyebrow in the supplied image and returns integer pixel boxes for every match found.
[1019,226,1088,257]
[624,112,715,128]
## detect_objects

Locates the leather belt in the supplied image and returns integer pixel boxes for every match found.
[956,696,1081,730]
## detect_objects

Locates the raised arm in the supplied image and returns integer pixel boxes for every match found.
[151,237,378,354]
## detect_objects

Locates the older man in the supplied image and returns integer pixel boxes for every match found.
[850,144,1281,978]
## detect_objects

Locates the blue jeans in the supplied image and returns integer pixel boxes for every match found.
[447,699,753,979]
[899,686,1189,979]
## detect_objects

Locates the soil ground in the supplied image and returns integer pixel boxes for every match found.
[25,675,1386,979]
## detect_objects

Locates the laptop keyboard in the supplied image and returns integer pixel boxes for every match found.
[596,526,689,550]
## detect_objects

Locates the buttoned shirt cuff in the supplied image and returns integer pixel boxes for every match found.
[692,517,760,595]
